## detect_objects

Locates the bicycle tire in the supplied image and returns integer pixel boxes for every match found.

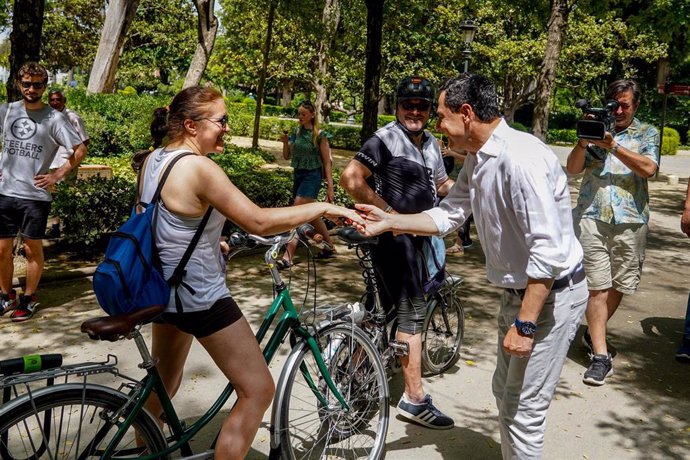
[0,384,167,459]
[421,285,464,376]
[273,323,388,459]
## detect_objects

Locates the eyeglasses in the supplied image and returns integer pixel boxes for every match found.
[20,81,46,90]
[198,115,229,129]
[400,100,431,112]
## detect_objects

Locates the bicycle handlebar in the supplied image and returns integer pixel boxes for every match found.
[229,223,320,251]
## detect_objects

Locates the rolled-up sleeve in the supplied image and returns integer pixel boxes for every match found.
[424,165,471,235]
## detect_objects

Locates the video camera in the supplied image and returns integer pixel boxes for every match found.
[575,99,619,140]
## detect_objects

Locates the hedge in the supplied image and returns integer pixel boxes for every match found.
[56,145,352,253]
[661,127,680,156]
[62,89,604,156]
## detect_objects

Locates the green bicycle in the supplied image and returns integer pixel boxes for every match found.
[0,226,389,459]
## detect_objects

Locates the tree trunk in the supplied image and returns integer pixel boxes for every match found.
[361,0,385,144]
[183,0,218,88]
[252,0,277,149]
[6,0,45,102]
[87,0,140,94]
[313,0,340,124]
[531,0,571,142]
[502,74,533,125]
[281,84,292,107]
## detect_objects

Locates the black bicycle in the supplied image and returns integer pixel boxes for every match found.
[335,227,464,376]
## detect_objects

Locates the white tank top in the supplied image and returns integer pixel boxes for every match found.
[140,148,230,313]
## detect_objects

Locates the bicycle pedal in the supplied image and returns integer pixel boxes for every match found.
[388,340,409,357]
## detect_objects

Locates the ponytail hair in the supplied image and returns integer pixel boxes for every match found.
[131,86,223,172]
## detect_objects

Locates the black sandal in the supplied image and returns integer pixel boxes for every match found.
[314,248,336,260]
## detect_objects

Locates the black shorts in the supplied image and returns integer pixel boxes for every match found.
[0,194,51,239]
[154,297,244,339]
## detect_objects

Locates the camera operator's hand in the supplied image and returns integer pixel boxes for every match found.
[589,131,617,152]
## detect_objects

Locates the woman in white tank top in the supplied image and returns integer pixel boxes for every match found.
[140,86,363,459]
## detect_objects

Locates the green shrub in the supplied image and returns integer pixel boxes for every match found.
[510,121,529,132]
[83,155,138,181]
[66,89,167,157]
[546,129,578,144]
[52,176,136,253]
[231,167,294,208]
[661,127,680,156]
[319,169,354,208]
[117,86,138,96]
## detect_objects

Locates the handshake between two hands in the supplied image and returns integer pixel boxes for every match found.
[328,204,391,237]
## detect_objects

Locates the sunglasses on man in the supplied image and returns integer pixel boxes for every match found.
[400,100,431,112]
[20,81,46,90]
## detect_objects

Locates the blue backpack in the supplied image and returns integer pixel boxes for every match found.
[93,152,212,316]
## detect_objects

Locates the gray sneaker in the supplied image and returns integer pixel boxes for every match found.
[396,394,454,430]
[583,353,613,386]
[1,289,18,315]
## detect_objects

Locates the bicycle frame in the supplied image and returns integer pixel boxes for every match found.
[99,232,349,459]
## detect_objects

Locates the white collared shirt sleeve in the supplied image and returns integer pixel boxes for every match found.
[424,161,472,235]
[508,152,572,279]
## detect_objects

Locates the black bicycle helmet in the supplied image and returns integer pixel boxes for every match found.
[396,76,434,103]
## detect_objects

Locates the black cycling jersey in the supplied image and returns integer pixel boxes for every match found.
[354,122,448,306]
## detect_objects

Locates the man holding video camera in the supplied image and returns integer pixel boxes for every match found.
[567,79,659,386]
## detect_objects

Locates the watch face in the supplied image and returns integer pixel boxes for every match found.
[516,319,537,335]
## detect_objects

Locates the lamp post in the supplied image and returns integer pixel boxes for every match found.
[460,19,478,73]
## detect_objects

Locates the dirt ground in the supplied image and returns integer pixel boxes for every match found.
[1,140,689,459]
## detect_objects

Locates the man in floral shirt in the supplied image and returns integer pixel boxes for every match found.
[567,79,659,386]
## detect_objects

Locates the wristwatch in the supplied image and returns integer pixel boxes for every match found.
[610,143,619,156]
[514,318,537,337]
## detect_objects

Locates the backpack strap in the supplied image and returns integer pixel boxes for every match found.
[168,205,214,313]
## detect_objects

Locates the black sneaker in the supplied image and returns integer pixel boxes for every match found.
[583,353,613,386]
[10,294,39,322]
[581,327,617,358]
[396,394,454,430]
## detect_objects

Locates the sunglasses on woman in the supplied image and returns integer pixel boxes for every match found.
[198,114,229,129]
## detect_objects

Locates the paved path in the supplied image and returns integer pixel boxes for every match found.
[2,138,689,459]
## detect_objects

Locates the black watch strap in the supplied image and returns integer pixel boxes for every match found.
[514,318,537,336]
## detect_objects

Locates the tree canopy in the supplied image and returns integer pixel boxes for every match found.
[1,0,689,136]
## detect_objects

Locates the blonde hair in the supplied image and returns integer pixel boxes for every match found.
[298,101,319,147]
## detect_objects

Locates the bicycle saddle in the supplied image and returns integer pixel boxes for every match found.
[81,306,165,342]
[337,226,379,245]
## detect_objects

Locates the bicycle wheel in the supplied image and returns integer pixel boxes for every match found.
[0,384,167,459]
[422,284,464,376]
[274,323,388,459]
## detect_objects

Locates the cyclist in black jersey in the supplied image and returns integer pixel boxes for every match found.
[340,76,456,430]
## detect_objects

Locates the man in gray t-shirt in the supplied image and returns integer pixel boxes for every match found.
[0,62,87,322]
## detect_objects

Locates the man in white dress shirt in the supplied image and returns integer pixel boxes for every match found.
[355,73,588,459]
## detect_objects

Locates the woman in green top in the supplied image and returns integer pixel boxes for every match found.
[278,100,336,268]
